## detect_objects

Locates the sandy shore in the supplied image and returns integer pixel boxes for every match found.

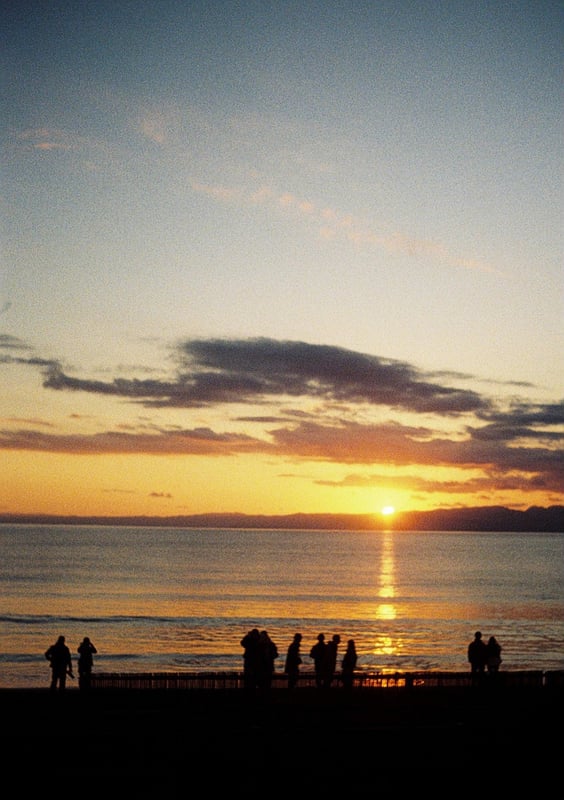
[2,684,561,791]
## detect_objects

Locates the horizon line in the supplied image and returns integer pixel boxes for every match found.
[1,505,562,532]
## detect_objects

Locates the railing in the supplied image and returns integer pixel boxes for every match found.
[89,669,563,691]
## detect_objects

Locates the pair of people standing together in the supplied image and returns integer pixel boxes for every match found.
[240,628,279,689]
[44,635,97,691]
[468,631,502,676]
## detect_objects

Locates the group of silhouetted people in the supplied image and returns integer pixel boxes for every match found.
[44,628,505,692]
[311,633,359,689]
[240,628,505,690]
[44,635,97,691]
[241,629,358,689]
[467,631,502,682]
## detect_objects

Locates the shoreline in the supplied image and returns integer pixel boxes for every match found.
[2,683,561,789]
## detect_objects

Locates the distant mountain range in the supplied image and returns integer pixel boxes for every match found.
[1,505,563,531]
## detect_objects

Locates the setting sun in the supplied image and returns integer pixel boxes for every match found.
[381,506,395,516]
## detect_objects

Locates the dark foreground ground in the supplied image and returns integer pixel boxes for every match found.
[2,684,561,794]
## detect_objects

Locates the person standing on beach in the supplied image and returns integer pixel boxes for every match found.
[486,635,502,674]
[309,633,326,688]
[77,636,97,691]
[322,634,341,687]
[468,631,488,682]
[340,639,357,690]
[256,630,278,690]
[45,635,73,692]
[285,633,303,689]
[241,627,260,689]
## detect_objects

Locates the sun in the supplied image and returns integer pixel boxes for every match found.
[381,505,395,516]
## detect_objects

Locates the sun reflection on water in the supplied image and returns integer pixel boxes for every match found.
[378,635,396,655]
[372,530,401,659]
[377,604,396,621]
[376,530,396,620]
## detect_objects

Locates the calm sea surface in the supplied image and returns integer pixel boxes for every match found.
[1,525,563,689]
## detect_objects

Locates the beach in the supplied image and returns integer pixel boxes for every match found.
[3,682,561,793]
[3,526,563,688]
[2,527,562,789]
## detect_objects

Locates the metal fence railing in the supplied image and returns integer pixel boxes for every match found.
[89,669,563,691]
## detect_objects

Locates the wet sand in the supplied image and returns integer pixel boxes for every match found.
[2,684,560,792]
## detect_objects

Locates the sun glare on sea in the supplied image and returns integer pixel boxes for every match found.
[381,505,395,516]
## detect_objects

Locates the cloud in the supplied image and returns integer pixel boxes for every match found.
[191,179,496,272]
[0,415,561,492]
[267,417,563,483]
[1,335,562,495]
[11,114,494,274]
[0,417,55,428]
[15,128,86,153]
[0,427,264,456]
[11,127,122,176]
[38,337,491,415]
[314,470,559,496]
[139,115,168,145]
[0,334,32,351]
[475,402,564,436]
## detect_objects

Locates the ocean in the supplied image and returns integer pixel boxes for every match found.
[1,524,563,689]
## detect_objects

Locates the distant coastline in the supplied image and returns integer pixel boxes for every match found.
[1,505,562,531]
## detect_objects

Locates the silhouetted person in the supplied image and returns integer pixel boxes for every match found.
[240,627,260,689]
[309,633,326,688]
[322,634,341,687]
[341,639,357,690]
[468,631,487,683]
[77,636,97,691]
[285,633,302,689]
[486,635,502,674]
[256,630,278,690]
[45,635,73,692]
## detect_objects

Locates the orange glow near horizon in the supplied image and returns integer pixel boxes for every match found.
[0,449,560,519]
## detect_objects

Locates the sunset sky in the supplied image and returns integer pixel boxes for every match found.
[2,1,563,518]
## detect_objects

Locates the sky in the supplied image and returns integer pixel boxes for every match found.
[1,0,563,519]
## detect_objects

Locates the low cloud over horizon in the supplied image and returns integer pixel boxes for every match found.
[2,334,563,504]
